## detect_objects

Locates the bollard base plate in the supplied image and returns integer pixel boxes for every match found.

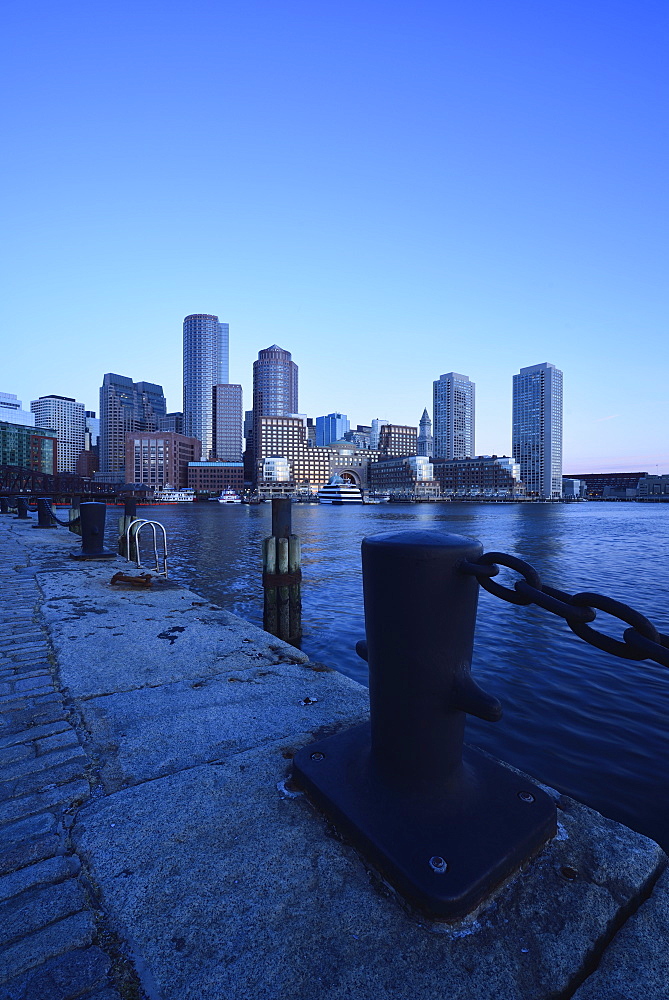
[70,551,116,561]
[293,722,556,920]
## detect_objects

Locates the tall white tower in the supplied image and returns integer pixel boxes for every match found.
[432,373,475,460]
[512,362,563,498]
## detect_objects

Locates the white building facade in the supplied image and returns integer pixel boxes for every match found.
[433,372,475,460]
[512,362,563,499]
[30,395,86,473]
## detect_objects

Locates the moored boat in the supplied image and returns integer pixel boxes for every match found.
[318,475,364,505]
[153,486,196,503]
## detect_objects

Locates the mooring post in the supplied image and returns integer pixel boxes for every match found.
[69,496,82,535]
[118,497,138,557]
[262,498,302,645]
[35,498,57,529]
[70,502,115,560]
[293,529,556,919]
[15,498,30,519]
[0,497,9,515]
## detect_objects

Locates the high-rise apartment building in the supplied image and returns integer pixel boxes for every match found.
[315,413,350,447]
[252,346,298,476]
[30,395,86,473]
[212,384,243,462]
[512,362,563,499]
[183,314,229,460]
[417,409,433,457]
[99,374,166,479]
[433,372,475,460]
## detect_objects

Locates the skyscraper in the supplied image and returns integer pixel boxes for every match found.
[30,395,86,473]
[315,412,350,447]
[433,372,475,460]
[99,374,166,478]
[183,314,229,460]
[252,346,298,476]
[212,384,243,462]
[512,362,563,498]
[417,408,433,457]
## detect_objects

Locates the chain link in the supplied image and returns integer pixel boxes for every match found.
[460,553,669,669]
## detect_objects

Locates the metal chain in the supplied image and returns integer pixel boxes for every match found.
[42,499,80,528]
[460,554,669,669]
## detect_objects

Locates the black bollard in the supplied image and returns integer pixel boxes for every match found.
[35,498,57,528]
[0,498,8,514]
[70,502,115,560]
[15,498,30,519]
[293,529,556,919]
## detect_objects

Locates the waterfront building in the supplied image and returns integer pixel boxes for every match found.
[99,374,167,479]
[30,395,86,473]
[252,346,298,477]
[0,420,57,473]
[417,409,433,458]
[637,474,669,500]
[126,431,201,491]
[564,471,646,499]
[187,461,244,495]
[378,423,418,458]
[512,362,563,499]
[370,419,389,450]
[370,455,440,499]
[212,384,243,462]
[159,412,184,435]
[562,478,587,499]
[433,373,475,460]
[316,413,350,447]
[255,415,378,493]
[183,314,229,460]
[0,392,35,427]
[431,455,522,496]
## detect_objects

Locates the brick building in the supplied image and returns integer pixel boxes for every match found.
[125,432,201,490]
[432,456,522,496]
[187,461,244,495]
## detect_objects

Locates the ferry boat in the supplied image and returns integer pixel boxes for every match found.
[153,486,196,503]
[317,475,364,505]
[214,489,242,504]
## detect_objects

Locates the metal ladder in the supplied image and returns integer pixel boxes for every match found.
[125,519,168,578]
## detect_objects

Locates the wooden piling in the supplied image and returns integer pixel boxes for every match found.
[262,499,302,646]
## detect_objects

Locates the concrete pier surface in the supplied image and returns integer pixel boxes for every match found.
[0,513,668,1000]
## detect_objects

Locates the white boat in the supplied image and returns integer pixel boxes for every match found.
[153,486,196,503]
[318,475,364,505]
[215,489,242,504]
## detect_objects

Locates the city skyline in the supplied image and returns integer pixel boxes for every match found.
[2,2,667,475]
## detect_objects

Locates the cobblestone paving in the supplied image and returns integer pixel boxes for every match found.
[0,520,126,1000]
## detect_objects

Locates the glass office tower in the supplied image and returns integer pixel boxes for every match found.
[512,362,563,498]
[183,314,229,460]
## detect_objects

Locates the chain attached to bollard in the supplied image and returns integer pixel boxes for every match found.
[460,553,669,668]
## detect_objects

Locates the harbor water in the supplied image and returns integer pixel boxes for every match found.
[123,501,669,849]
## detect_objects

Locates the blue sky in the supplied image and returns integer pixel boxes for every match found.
[2,1,667,472]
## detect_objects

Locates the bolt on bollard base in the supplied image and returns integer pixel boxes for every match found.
[292,530,556,920]
[293,723,555,920]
